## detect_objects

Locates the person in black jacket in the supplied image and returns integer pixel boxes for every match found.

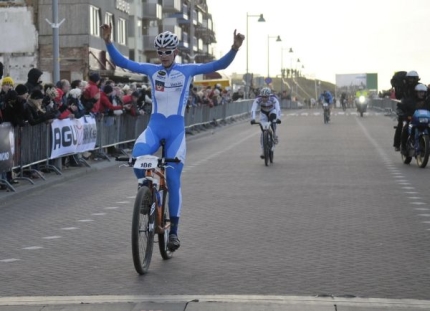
[24,90,56,126]
[24,68,43,93]
[393,71,420,151]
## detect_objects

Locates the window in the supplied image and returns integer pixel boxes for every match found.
[118,18,126,45]
[105,12,114,42]
[90,6,101,37]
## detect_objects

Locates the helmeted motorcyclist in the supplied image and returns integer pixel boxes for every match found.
[355,86,368,111]
[250,87,281,159]
[393,70,420,151]
[400,83,430,151]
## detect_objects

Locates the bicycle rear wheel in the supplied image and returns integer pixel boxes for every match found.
[131,186,155,275]
[158,190,173,259]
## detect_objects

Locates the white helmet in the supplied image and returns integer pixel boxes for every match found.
[154,31,179,49]
[407,70,419,78]
[415,83,427,92]
[260,87,271,97]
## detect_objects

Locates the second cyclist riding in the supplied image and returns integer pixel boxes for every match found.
[250,87,282,166]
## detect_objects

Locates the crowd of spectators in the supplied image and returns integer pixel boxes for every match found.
[187,83,234,108]
[0,65,155,189]
[0,65,243,190]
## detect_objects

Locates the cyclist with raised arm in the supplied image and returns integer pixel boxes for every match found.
[250,87,281,158]
[101,24,245,251]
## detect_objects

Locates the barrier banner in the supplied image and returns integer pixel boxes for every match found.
[0,122,14,173]
[50,116,97,159]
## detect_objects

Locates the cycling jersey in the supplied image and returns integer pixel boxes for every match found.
[106,43,238,218]
[250,95,281,120]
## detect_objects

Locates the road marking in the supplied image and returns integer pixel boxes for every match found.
[22,246,43,250]
[91,213,106,216]
[43,236,62,239]
[0,295,430,308]
[355,117,430,232]
[78,219,94,222]
[0,259,20,263]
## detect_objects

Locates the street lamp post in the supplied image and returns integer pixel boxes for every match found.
[280,47,290,94]
[289,47,293,97]
[295,58,300,97]
[246,13,265,98]
[267,35,281,78]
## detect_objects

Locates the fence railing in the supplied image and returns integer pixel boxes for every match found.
[0,100,254,191]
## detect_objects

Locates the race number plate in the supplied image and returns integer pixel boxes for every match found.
[134,155,158,170]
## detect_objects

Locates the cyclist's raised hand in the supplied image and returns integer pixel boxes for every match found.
[100,24,112,43]
[232,30,245,50]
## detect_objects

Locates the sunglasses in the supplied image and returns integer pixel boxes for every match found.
[157,50,174,56]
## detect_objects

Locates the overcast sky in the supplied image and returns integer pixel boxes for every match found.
[205,0,430,90]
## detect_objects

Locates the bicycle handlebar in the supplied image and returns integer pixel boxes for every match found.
[115,156,181,166]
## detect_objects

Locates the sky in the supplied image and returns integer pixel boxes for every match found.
[205,0,430,91]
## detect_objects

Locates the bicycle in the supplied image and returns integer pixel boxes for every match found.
[322,103,330,124]
[251,120,280,166]
[116,139,181,275]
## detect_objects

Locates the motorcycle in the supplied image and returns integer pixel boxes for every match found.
[355,95,368,117]
[401,109,430,168]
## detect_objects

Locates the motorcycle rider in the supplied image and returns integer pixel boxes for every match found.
[250,87,281,159]
[400,83,430,151]
[355,86,368,111]
[393,70,420,151]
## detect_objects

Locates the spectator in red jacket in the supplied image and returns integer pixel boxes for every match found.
[82,73,101,114]
[98,85,128,115]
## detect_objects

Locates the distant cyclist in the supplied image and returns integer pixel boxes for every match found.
[319,90,333,106]
[101,24,245,251]
[319,90,333,116]
[250,87,281,158]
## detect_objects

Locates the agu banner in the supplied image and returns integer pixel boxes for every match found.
[0,122,14,173]
[50,117,97,159]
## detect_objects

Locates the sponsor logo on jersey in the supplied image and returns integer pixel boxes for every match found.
[158,70,166,76]
[155,80,165,92]
[170,82,183,88]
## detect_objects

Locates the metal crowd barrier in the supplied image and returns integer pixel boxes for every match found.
[0,101,254,191]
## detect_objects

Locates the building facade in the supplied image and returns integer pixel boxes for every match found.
[0,0,217,84]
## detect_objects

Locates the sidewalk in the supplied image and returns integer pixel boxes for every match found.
[1,295,430,310]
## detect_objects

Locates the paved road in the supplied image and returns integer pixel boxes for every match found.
[1,108,430,310]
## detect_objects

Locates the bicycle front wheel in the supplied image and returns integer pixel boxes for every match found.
[158,190,173,260]
[263,131,270,166]
[131,186,155,275]
[268,132,274,163]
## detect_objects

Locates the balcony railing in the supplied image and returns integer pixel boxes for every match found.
[162,0,181,13]
[142,3,162,20]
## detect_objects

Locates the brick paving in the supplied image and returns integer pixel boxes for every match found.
[0,110,429,301]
